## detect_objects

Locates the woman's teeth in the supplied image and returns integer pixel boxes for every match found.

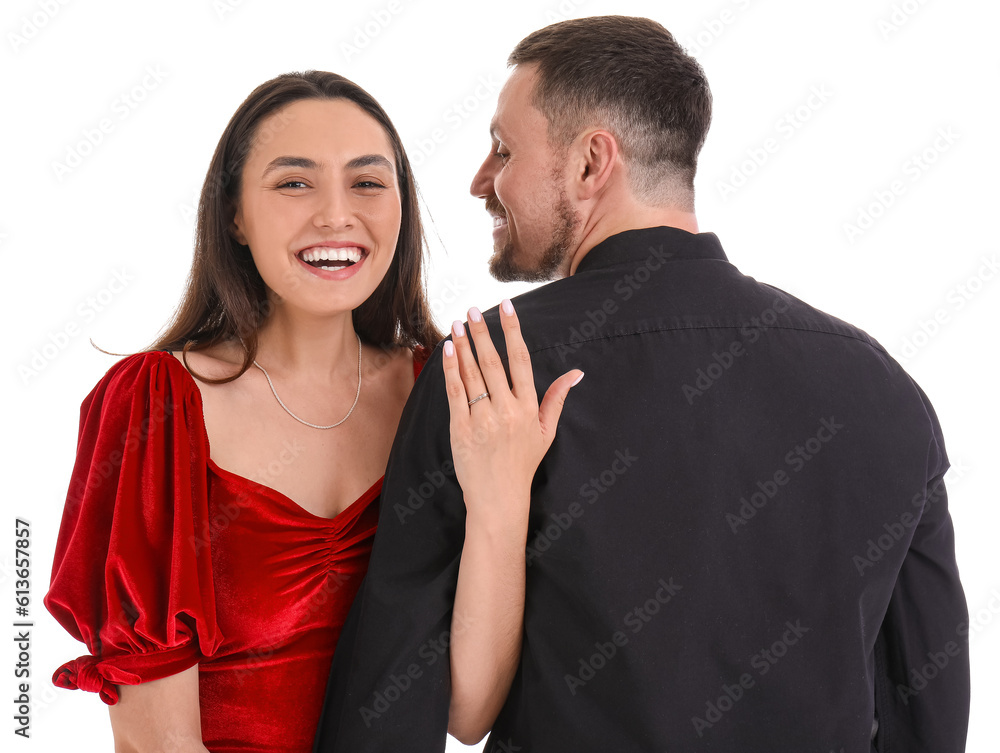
[299,246,365,270]
[301,247,364,263]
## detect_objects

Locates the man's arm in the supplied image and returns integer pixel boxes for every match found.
[442,305,580,743]
[873,405,970,752]
[314,344,465,753]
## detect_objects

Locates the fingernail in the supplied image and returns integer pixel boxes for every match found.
[571,371,585,387]
[444,340,455,357]
[469,307,483,323]
[501,299,514,316]
[452,320,466,338]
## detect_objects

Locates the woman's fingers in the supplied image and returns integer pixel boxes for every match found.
[498,299,534,399]
[449,301,570,422]
[450,319,490,410]
[464,307,511,404]
[442,338,473,422]
[538,369,585,448]
[443,300,582,516]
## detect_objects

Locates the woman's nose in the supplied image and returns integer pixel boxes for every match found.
[314,186,354,229]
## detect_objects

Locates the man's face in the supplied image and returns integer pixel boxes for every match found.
[470,64,581,282]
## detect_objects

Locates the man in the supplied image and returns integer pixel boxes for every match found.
[314,16,969,752]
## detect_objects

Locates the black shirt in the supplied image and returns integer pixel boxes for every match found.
[314,226,969,753]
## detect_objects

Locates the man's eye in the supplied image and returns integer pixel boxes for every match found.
[495,150,509,164]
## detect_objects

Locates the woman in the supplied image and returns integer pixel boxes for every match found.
[44,71,581,752]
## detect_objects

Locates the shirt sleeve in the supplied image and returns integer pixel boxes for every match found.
[873,383,970,751]
[315,343,462,752]
[44,351,222,705]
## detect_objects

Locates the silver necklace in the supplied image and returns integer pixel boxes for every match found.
[252,333,362,429]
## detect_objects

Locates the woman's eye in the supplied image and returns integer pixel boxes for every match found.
[495,150,509,164]
[355,181,387,189]
[277,180,307,189]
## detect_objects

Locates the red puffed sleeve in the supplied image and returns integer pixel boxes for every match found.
[44,351,222,704]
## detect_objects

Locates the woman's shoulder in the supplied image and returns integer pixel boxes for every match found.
[80,350,208,430]
[93,350,192,395]
[96,344,247,392]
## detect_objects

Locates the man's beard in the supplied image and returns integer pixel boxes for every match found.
[488,191,580,283]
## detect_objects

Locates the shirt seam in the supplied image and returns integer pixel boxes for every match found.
[526,322,887,357]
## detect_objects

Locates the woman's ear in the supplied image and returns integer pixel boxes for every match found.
[230,210,248,245]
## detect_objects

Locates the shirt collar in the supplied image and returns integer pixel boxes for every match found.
[574,226,729,274]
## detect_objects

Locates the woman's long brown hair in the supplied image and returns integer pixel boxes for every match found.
[149,71,443,383]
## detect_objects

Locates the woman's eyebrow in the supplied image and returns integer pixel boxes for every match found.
[260,154,393,179]
[261,156,318,179]
[345,154,393,171]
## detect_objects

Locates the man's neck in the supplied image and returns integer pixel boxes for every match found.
[566,208,699,277]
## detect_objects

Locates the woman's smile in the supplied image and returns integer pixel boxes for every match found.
[233,97,402,314]
[296,241,369,279]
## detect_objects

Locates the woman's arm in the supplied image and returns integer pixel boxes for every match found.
[447,495,530,745]
[108,665,209,753]
[443,300,583,744]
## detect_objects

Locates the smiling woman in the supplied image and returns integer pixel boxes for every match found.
[40,70,573,753]
[149,74,439,380]
[41,71,444,753]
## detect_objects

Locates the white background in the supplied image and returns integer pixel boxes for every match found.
[1,0,997,750]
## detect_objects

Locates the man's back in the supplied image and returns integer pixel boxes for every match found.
[484,226,969,751]
[315,226,968,753]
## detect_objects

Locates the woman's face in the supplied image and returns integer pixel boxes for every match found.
[233,97,402,319]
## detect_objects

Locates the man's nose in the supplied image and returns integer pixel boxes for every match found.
[470,153,497,198]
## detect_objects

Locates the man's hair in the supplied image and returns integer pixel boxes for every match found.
[509,16,712,209]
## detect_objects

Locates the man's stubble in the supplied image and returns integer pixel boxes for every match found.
[488,176,581,283]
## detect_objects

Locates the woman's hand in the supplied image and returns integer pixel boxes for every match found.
[442,298,583,521]
[442,298,582,744]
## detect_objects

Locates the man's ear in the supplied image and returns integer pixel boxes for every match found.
[573,129,619,201]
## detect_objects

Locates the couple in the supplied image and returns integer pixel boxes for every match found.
[45,15,969,753]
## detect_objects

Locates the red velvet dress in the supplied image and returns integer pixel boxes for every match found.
[44,349,424,752]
